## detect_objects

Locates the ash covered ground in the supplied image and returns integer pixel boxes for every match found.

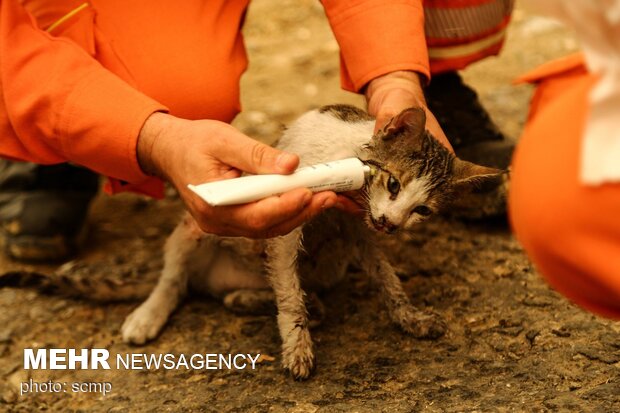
[1,1,618,412]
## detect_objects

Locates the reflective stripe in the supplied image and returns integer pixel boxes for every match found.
[46,2,90,33]
[428,27,506,59]
[424,0,514,41]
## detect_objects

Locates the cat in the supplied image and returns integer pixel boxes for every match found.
[118,104,505,380]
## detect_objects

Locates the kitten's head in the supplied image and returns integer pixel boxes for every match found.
[362,107,505,234]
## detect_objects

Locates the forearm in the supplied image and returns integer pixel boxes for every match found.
[0,0,167,184]
[321,0,429,92]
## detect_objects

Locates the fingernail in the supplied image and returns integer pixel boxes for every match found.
[276,153,296,170]
[322,197,336,209]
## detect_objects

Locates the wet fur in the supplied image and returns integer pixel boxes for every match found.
[121,105,504,380]
[1,105,503,381]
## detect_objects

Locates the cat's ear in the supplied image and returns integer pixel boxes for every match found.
[452,157,506,193]
[381,107,426,140]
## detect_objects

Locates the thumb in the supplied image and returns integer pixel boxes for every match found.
[212,126,300,174]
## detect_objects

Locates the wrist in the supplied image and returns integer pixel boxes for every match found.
[365,70,427,106]
[369,70,423,85]
[137,112,175,179]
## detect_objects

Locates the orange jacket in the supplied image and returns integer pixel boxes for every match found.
[423,0,513,73]
[0,0,429,197]
[510,54,620,319]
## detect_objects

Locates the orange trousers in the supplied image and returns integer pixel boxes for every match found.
[509,54,620,319]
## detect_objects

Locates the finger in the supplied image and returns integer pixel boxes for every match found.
[261,191,338,238]
[212,188,315,235]
[183,186,268,237]
[219,168,242,180]
[212,128,299,174]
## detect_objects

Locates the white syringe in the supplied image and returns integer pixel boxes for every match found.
[188,157,371,206]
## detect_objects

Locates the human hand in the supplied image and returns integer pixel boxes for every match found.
[137,112,338,238]
[365,71,453,152]
[334,192,366,217]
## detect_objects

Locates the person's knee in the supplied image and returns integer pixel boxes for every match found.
[509,141,571,262]
[509,141,620,318]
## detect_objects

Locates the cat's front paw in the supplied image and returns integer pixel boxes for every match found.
[393,306,447,339]
[121,303,170,345]
[281,327,315,380]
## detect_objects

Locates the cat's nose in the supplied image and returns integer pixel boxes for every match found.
[370,215,384,230]
[371,215,398,234]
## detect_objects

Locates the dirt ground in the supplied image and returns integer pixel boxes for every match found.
[1,1,619,412]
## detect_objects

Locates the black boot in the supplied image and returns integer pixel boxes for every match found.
[0,161,99,261]
[425,72,513,219]
[425,71,515,167]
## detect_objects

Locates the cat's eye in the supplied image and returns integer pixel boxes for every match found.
[387,175,400,195]
[412,205,433,216]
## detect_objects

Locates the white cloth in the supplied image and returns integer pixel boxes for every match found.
[523,0,620,185]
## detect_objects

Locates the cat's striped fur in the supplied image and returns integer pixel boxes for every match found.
[1,105,504,380]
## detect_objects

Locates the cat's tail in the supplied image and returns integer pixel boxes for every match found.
[0,270,154,302]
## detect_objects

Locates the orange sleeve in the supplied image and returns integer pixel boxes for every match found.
[0,0,168,188]
[321,0,429,92]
